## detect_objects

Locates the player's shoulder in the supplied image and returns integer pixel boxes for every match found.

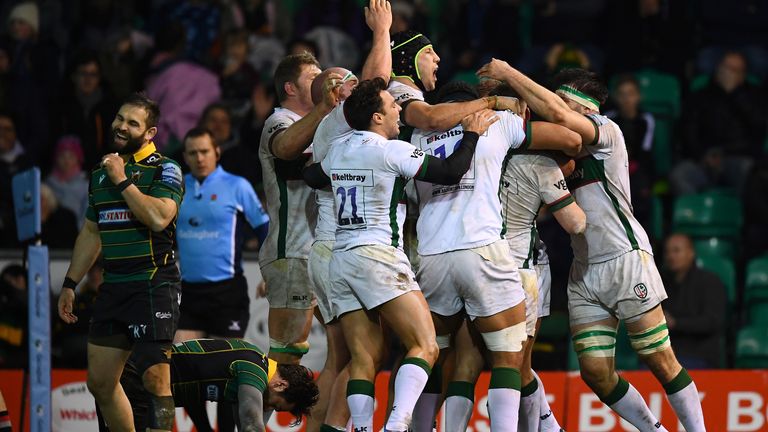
[264,108,299,132]
[586,113,615,127]
[388,80,425,104]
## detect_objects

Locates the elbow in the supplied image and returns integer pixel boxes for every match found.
[564,130,582,156]
[567,216,587,235]
[149,217,172,232]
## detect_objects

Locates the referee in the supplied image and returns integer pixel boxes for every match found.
[58,92,184,432]
[174,127,269,432]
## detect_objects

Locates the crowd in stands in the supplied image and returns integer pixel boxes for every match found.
[0,0,766,370]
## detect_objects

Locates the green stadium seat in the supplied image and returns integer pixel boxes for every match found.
[672,192,743,238]
[745,256,768,324]
[735,326,768,368]
[693,237,737,260]
[695,255,736,306]
[650,196,664,240]
[635,69,681,119]
[652,119,674,175]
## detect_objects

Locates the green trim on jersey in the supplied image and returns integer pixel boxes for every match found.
[521,226,537,269]
[389,177,407,247]
[87,144,182,282]
[549,194,575,212]
[569,157,638,250]
[587,115,600,147]
[521,119,532,150]
[276,176,288,258]
[498,150,515,237]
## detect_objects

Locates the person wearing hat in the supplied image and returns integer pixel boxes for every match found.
[7,2,39,41]
[46,136,90,228]
[387,30,524,139]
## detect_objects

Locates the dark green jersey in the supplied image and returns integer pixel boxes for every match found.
[170,338,274,405]
[85,143,184,283]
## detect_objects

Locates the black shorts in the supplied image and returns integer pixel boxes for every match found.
[90,280,181,344]
[178,275,250,337]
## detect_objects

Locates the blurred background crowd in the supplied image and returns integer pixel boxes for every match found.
[0,0,767,372]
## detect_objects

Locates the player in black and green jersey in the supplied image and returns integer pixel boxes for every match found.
[97,339,319,432]
[57,93,183,432]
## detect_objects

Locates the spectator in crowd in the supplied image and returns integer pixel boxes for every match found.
[218,29,260,125]
[198,103,261,189]
[286,38,319,58]
[53,260,102,368]
[40,183,78,249]
[45,136,89,228]
[0,111,32,247]
[605,74,654,231]
[58,52,119,171]
[98,27,144,102]
[0,41,11,112]
[743,154,768,260]
[0,263,26,368]
[2,1,57,163]
[155,0,222,64]
[239,79,277,162]
[662,233,727,369]
[672,51,767,195]
[146,21,221,153]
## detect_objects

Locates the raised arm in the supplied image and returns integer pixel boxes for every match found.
[360,0,392,83]
[527,121,582,156]
[271,74,343,160]
[402,95,521,131]
[478,59,597,145]
[415,110,497,184]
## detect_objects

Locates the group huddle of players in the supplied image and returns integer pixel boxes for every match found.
[61,1,708,431]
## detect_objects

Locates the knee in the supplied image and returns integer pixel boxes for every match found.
[422,339,440,365]
[142,365,170,396]
[86,374,115,401]
[579,362,615,393]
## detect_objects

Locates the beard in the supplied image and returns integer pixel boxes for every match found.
[111,128,145,155]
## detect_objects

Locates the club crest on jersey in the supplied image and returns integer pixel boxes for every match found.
[633,283,648,299]
[98,174,106,184]
[130,170,143,182]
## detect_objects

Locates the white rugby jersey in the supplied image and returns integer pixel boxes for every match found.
[413,110,527,255]
[502,153,573,268]
[387,80,425,106]
[258,107,317,265]
[566,114,652,264]
[312,103,353,242]
[321,130,427,252]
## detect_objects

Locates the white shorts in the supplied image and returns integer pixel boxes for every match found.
[567,249,667,326]
[308,240,335,324]
[261,258,316,309]
[329,245,420,317]
[417,240,525,320]
[519,268,539,337]
[535,262,552,318]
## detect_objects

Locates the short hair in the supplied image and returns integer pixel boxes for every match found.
[273,52,321,103]
[71,50,101,75]
[343,77,388,131]
[0,263,25,280]
[122,92,160,129]
[182,127,217,149]
[668,232,694,250]
[553,68,609,105]
[436,81,479,103]
[199,103,231,124]
[276,364,319,425]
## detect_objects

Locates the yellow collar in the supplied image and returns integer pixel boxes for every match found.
[267,359,277,382]
[132,142,157,162]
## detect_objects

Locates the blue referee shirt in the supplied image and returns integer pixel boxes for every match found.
[177,166,269,283]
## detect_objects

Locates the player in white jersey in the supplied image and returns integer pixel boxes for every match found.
[304,78,497,432]
[305,3,394,430]
[387,31,525,137]
[479,60,706,432]
[407,81,581,432]
[259,52,343,365]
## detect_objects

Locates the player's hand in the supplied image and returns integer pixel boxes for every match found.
[477,58,514,82]
[101,153,127,185]
[559,158,576,177]
[495,96,527,116]
[477,77,502,97]
[58,288,78,324]
[365,0,392,34]
[319,72,344,113]
[461,109,499,135]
